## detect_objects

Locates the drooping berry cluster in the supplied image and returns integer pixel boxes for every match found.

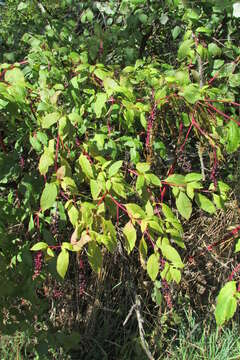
[177,152,192,173]
[33,251,43,279]
[162,279,173,309]
[50,210,59,237]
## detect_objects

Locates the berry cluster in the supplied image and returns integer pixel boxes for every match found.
[33,251,43,279]
[177,153,192,173]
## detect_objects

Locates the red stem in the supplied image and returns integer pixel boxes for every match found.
[206,103,240,127]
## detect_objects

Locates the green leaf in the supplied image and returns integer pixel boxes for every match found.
[185,173,202,182]
[147,253,159,281]
[161,243,184,269]
[176,192,192,220]
[178,39,194,60]
[93,93,107,118]
[136,175,145,191]
[139,237,148,266]
[40,183,58,213]
[87,241,102,273]
[108,160,123,177]
[38,143,54,175]
[103,77,118,96]
[233,2,240,18]
[208,43,222,58]
[180,84,202,104]
[90,180,102,200]
[172,26,181,40]
[226,121,240,153]
[138,13,148,24]
[62,242,73,251]
[125,203,145,219]
[67,204,79,227]
[186,183,195,200]
[5,68,25,84]
[215,281,237,326]
[136,162,150,173]
[145,173,161,186]
[164,174,185,186]
[79,154,94,179]
[235,238,240,253]
[123,221,137,254]
[41,112,61,129]
[47,248,55,257]
[112,182,126,198]
[17,2,28,10]
[170,267,181,284]
[31,242,48,251]
[195,193,216,214]
[57,249,69,279]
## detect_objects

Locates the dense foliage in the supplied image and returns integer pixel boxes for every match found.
[0,0,240,357]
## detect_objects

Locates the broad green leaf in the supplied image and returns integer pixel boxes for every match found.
[5,68,25,84]
[208,43,222,58]
[176,192,192,220]
[136,162,150,173]
[178,39,194,60]
[112,182,127,199]
[215,281,237,325]
[93,93,107,118]
[161,243,184,268]
[147,253,159,281]
[172,25,181,40]
[136,174,145,191]
[170,267,181,284]
[162,204,183,231]
[61,177,78,194]
[164,174,185,185]
[108,160,123,177]
[67,204,79,227]
[145,173,161,186]
[162,204,176,220]
[145,201,154,217]
[79,154,94,179]
[148,220,164,234]
[47,247,55,257]
[87,241,102,273]
[125,203,145,219]
[30,135,42,152]
[123,221,136,254]
[139,237,148,267]
[235,238,240,253]
[138,13,148,24]
[39,150,54,175]
[41,112,61,129]
[195,193,216,214]
[57,249,69,279]
[186,183,195,200]
[17,2,28,10]
[233,2,240,17]
[213,194,224,210]
[185,173,202,182]
[226,121,240,153]
[31,242,48,251]
[38,140,55,175]
[40,183,58,213]
[90,180,102,200]
[180,84,202,104]
[62,242,73,251]
[103,77,118,96]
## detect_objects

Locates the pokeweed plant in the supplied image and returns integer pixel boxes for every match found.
[0,1,240,336]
